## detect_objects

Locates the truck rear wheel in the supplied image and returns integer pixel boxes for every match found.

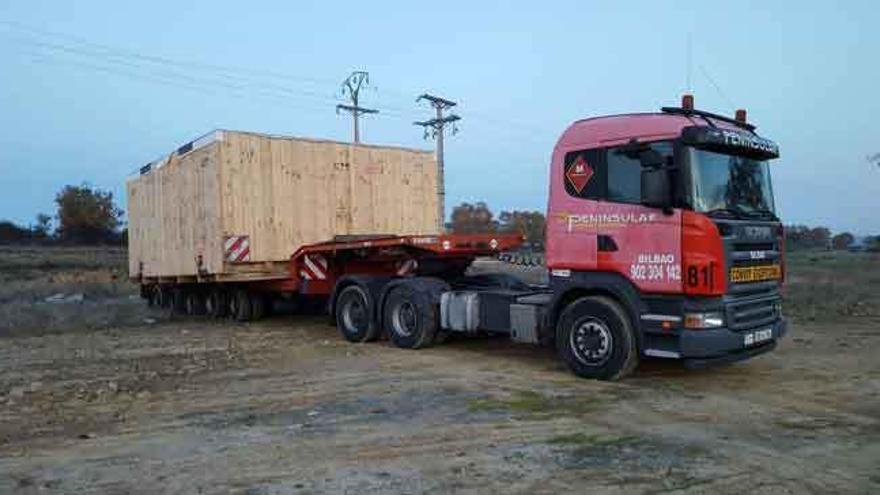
[383,284,438,349]
[335,285,379,343]
[206,289,228,318]
[229,289,253,322]
[556,296,638,380]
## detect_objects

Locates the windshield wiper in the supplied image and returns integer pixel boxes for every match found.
[704,207,745,219]
[742,209,779,221]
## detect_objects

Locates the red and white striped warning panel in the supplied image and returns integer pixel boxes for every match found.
[299,254,328,281]
[224,235,251,263]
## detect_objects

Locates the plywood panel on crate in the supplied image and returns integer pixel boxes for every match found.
[127,142,223,279]
[127,130,438,281]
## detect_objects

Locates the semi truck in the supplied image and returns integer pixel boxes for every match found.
[133,95,786,380]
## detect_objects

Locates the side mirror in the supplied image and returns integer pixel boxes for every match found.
[641,168,671,210]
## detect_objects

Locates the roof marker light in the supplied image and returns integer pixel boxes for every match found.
[682,94,694,110]
[735,109,747,123]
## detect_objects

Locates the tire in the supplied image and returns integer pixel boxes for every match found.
[383,283,439,349]
[335,285,379,343]
[250,292,266,321]
[171,288,187,315]
[156,286,172,309]
[555,296,638,380]
[206,288,228,318]
[185,291,206,316]
[229,289,253,322]
[148,285,162,307]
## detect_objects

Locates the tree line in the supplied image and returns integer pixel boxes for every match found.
[0,184,124,245]
[2,190,877,251]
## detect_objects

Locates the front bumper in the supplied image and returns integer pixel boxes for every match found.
[644,318,787,369]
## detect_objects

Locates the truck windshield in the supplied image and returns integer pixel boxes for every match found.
[687,147,777,219]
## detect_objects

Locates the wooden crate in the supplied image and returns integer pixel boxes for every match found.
[127,130,438,281]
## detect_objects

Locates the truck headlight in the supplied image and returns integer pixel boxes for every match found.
[683,312,725,329]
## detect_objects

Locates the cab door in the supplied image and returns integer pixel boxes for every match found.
[594,142,682,294]
[545,148,603,272]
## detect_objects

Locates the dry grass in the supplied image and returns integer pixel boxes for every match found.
[783,251,880,321]
[477,250,879,323]
[0,245,161,336]
[0,246,875,336]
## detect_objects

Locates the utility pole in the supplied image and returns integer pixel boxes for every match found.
[336,71,378,143]
[414,94,460,231]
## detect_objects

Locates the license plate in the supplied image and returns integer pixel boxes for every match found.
[744,328,773,347]
[730,264,781,283]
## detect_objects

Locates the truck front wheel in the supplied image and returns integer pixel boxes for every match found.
[556,296,638,380]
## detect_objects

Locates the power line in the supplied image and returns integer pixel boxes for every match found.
[0,20,555,152]
[0,20,340,88]
[698,64,737,111]
[0,32,346,105]
[12,47,337,114]
[0,20,554,141]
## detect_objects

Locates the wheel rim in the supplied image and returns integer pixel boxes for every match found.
[341,294,368,335]
[391,301,418,337]
[151,287,161,307]
[570,317,613,366]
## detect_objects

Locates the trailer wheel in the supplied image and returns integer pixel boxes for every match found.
[206,289,228,318]
[383,284,438,349]
[148,285,162,307]
[335,285,379,342]
[229,289,253,322]
[556,296,638,380]
[250,292,266,321]
[154,286,171,309]
[171,288,187,314]
[185,291,206,316]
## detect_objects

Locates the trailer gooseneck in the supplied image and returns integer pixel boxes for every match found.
[138,96,787,380]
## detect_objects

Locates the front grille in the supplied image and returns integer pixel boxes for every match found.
[726,296,779,330]
[732,242,775,252]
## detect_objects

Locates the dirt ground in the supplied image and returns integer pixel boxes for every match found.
[0,249,878,494]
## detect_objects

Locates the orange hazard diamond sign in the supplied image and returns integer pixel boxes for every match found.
[566,155,594,193]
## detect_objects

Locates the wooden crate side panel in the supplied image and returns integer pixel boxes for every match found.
[348,146,438,235]
[218,132,438,263]
[127,144,222,278]
[220,133,336,262]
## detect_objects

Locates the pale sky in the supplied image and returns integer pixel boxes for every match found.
[0,0,878,234]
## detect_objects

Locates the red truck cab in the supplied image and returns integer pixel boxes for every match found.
[545,97,785,376]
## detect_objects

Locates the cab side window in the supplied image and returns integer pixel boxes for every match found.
[606,148,642,203]
[564,141,673,204]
